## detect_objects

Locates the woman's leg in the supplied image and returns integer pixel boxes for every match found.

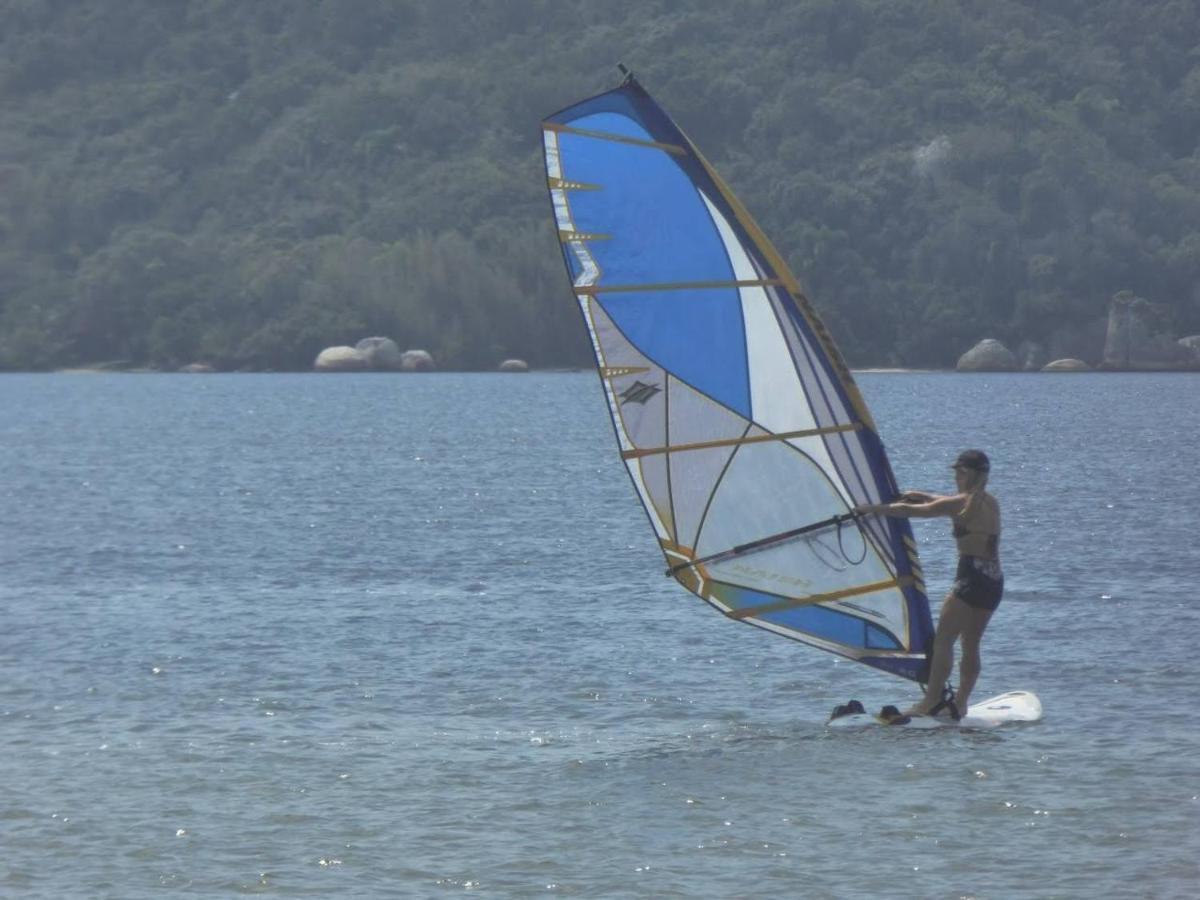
[907,592,969,715]
[953,604,994,712]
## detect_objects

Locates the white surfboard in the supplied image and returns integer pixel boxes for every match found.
[827,690,1042,729]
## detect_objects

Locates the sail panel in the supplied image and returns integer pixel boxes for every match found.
[665,374,755,448]
[706,583,913,658]
[760,605,901,651]
[544,77,934,683]
[636,452,675,540]
[552,133,736,287]
[764,284,898,559]
[598,289,750,417]
[567,111,662,142]
[667,443,739,552]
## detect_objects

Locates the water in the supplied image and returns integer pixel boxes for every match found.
[1,371,1197,898]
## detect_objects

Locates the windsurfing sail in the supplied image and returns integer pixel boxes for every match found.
[541,71,934,682]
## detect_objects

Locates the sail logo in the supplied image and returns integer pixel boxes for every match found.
[619,380,661,405]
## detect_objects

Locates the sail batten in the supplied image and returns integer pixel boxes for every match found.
[621,423,862,460]
[543,121,688,155]
[578,279,782,294]
[542,76,934,682]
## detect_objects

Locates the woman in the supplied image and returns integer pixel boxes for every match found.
[856,449,1002,718]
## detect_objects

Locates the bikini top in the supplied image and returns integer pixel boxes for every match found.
[952,492,1000,559]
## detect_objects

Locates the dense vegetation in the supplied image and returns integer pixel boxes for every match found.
[1,0,1198,370]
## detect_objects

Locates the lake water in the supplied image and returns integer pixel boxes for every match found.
[1,371,1197,898]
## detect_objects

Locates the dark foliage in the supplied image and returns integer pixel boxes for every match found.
[1,0,1197,370]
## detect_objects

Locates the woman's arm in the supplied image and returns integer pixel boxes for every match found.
[856,494,966,519]
[898,490,938,503]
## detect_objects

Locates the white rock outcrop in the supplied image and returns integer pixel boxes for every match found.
[1103,294,1194,369]
[400,349,435,371]
[314,346,369,371]
[1041,358,1091,372]
[957,339,1018,372]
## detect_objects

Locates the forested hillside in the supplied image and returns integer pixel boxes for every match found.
[1,0,1198,370]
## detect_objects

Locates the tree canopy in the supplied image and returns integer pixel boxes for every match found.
[1,0,1197,370]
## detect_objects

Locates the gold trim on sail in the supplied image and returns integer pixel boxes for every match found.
[600,366,651,378]
[560,230,611,242]
[577,278,782,295]
[726,577,912,621]
[543,122,687,156]
[547,176,601,191]
[621,423,862,460]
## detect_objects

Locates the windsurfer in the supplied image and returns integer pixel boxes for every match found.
[854,449,1001,718]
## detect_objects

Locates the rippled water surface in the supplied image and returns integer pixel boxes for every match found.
[2,372,1197,898]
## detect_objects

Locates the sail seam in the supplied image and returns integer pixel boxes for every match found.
[689,422,753,553]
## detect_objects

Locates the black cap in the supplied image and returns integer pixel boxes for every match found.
[952,449,990,472]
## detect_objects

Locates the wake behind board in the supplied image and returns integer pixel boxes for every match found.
[827,691,1042,729]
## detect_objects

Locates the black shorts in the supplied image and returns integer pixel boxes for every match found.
[953,555,1004,612]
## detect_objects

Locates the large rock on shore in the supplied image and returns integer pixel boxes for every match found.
[355,337,403,370]
[1103,293,1195,369]
[314,346,369,371]
[1042,358,1091,372]
[957,339,1018,371]
[1179,335,1200,362]
[400,349,435,371]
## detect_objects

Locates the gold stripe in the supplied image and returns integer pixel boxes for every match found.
[621,423,862,460]
[578,278,782,296]
[727,577,909,620]
[600,365,650,379]
[659,539,695,557]
[543,122,686,156]
[560,230,611,242]
[547,176,601,191]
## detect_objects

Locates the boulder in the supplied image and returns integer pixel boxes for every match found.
[314,346,369,372]
[1041,358,1091,372]
[498,358,529,372]
[1178,335,1200,362]
[400,349,435,371]
[956,339,1018,372]
[1103,293,1194,369]
[355,336,403,370]
[178,363,215,373]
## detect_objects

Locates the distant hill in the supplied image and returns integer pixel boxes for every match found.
[1,0,1197,370]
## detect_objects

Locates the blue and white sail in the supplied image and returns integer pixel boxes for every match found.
[541,73,933,682]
